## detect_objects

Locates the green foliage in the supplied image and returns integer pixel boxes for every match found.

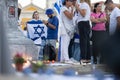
[31,61,46,72]
[13,53,26,64]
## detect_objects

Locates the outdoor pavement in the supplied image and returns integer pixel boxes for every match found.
[21,60,110,75]
[47,63,109,75]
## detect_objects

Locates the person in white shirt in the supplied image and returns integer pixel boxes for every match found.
[104,0,120,35]
[75,0,91,64]
[60,0,75,63]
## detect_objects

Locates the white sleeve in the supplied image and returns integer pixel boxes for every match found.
[115,9,120,18]
[61,6,68,12]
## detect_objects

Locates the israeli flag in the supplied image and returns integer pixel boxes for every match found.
[54,0,63,61]
[54,0,63,14]
[27,20,47,46]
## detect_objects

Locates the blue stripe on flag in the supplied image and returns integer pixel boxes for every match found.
[31,37,39,41]
[27,20,43,24]
[54,3,60,14]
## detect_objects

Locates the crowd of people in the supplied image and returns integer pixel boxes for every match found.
[18,0,120,65]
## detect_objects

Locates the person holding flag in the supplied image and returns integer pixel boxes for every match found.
[26,11,47,60]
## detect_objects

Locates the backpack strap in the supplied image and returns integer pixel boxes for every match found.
[98,13,103,18]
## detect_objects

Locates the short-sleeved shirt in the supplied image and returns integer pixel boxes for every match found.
[47,16,59,39]
[109,7,120,35]
[60,6,74,35]
[77,2,91,22]
[91,12,106,31]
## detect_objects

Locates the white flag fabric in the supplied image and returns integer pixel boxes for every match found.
[27,19,47,46]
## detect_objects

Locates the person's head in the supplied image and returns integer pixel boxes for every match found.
[93,3,102,13]
[32,11,39,20]
[45,8,54,18]
[80,0,85,3]
[72,0,77,6]
[104,0,114,11]
[62,0,73,7]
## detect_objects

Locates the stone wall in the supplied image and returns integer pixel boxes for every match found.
[0,0,15,74]
[5,0,39,60]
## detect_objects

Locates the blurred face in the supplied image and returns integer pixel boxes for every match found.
[33,12,39,20]
[96,4,102,12]
[105,3,113,11]
[47,14,52,18]
[72,0,77,6]
[66,0,73,7]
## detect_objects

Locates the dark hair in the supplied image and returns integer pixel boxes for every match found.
[63,0,66,5]
[32,11,39,19]
[63,0,72,5]
[93,3,100,13]
[18,8,21,19]
[104,0,113,5]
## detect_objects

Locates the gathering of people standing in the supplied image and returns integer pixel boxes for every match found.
[18,0,120,65]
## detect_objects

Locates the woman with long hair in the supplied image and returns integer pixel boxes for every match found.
[32,11,39,20]
[91,3,107,64]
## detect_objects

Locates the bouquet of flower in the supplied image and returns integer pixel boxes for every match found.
[13,53,26,64]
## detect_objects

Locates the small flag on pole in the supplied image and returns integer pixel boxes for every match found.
[54,0,63,61]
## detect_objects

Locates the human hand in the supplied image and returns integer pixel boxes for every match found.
[71,5,74,12]
[75,3,79,9]
[42,20,48,25]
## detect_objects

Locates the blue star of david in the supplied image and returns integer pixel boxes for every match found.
[34,25,45,37]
